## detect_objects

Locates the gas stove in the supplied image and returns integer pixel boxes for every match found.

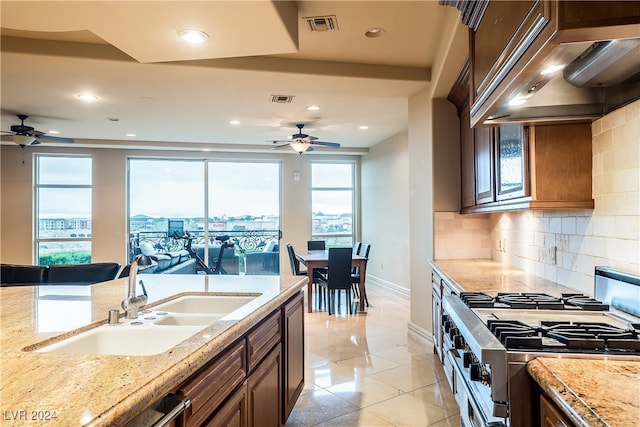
[459,291,610,311]
[440,267,640,427]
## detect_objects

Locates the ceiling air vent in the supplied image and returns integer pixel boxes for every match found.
[271,95,295,104]
[304,15,338,32]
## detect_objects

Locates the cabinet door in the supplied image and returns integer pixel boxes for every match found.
[540,394,571,427]
[204,383,247,427]
[475,126,495,204]
[247,346,282,427]
[432,288,443,362]
[495,124,528,201]
[460,104,476,208]
[282,292,304,423]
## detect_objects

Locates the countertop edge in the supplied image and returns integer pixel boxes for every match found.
[91,278,308,426]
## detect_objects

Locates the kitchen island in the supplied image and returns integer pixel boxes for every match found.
[0,273,307,426]
[430,259,640,427]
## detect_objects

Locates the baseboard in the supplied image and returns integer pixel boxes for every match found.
[365,274,411,301]
[407,321,434,351]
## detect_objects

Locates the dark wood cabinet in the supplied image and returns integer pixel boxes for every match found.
[247,346,282,427]
[540,393,572,427]
[474,126,496,205]
[282,292,304,423]
[172,291,304,427]
[460,103,476,209]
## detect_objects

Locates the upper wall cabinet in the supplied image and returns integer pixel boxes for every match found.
[448,59,594,214]
[443,0,640,127]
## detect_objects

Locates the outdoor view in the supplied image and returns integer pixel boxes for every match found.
[36,155,92,265]
[34,156,356,268]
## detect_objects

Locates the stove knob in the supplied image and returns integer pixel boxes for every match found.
[449,327,459,339]
[443,319,452,333]
[463,352,472,368]
[453,334,465,349]
[469,363,488,383]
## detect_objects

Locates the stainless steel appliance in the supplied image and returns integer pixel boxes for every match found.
[440,267,640,427]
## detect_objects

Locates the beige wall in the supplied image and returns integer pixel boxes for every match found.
[0,144,360,273]
[361,130,410,294]
[435,99,640,294]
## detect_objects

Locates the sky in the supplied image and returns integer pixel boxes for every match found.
[37,156,353,219]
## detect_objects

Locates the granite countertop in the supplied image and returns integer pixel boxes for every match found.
[430,259,582,296]
[528,358,640,427]
[0,274,307,426]
[430,259,640,427]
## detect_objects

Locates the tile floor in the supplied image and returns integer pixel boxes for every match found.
[285,285,460,427]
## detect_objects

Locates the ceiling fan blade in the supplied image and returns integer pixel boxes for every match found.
[270,143,291,150]
[267,139,291,144]
[38,135,74,143]
[310,141,341,148]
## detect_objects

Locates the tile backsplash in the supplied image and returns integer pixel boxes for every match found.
[436,99,639,294]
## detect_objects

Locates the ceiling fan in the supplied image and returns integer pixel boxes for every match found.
[1,114,74,147]
[269,123,340,154]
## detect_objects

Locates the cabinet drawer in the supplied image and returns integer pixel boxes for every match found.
[178,340,246,427]
[247,311,281,372]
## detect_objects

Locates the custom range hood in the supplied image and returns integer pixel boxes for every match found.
[487,37,640,124]
[447,0,640,127]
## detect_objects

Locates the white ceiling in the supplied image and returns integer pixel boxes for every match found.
[0,1,460,154]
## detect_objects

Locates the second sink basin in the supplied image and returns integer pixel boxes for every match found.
[153,294,259,314]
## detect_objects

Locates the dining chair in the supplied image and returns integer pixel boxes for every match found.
[352,241,361,256]
[351,243,370,307]
[286,243,326,283]
[318,247,354,315]
[307,240,326,251]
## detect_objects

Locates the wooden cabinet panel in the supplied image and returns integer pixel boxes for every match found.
[460,103,476,208]
[178,340,246,427]
[247,346,282,427]
[204,383,247,427]
[247,311,281,372]
[540,393,572,427]
[529,123,593,208]
[282,292,304,423]
[474,126,495,205]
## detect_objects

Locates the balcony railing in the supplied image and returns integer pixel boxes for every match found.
[128,229,281,263]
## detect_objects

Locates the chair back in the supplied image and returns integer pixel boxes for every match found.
[352,241,361,256]
[359,243,371,258]
[307,240,326,251]
[1,264,48,284]
[47,262,121,284]
[286,243,301,275]
[326,247,353,290]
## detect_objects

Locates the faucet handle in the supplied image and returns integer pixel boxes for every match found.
[139,280,148,297]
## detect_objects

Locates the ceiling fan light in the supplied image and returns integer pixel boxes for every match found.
[12,135,36,146]
[290,141,311,154]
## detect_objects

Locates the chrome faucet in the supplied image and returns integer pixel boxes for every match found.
[121,255,152,319]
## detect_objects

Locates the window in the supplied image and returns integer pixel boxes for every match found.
[311,162,355,247]
[127,159,281,274]
[35,155,92,265]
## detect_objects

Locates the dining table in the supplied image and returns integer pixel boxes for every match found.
[295,249,368,313]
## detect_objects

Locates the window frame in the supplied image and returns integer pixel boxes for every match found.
[34,154,93,264]
[310,160,357,246]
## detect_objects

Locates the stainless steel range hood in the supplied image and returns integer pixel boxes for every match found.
[486,38,640,124]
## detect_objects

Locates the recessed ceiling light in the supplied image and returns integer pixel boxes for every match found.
[126,133,136,137]
[541,64,565,75]
[47,130,60,134]
[307,105,320,111]
[364,28,386,38]
[180,29,208,44]
[77,93,98,102]
[230,120,241,125]
[359,125,369,130]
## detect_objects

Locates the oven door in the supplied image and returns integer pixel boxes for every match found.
[447,350,506,427]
